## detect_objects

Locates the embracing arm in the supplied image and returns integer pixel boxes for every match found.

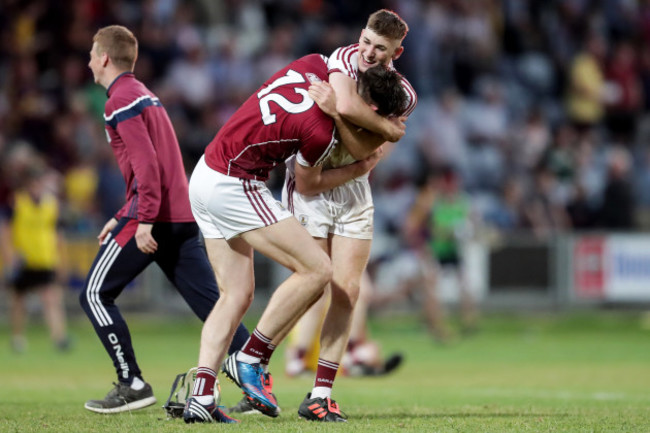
[329,72,405,142]
[309,81,389,161]
[295,148,383,196]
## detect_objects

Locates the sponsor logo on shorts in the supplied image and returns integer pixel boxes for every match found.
[299,215,309,226]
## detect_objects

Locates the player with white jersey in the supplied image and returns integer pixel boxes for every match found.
[278,9,418,422]
[183,53,407,424]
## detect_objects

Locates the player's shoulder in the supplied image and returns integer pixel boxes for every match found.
[330,43,359,60]
[328,44,359,80]
[397,73,418,116]
[290,54,329,77]
[104,77,160,123]
[106,75,152,109]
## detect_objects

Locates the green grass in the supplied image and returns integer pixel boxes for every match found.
[1,310,650,432]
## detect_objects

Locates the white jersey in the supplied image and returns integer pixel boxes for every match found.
[282,44,418,239]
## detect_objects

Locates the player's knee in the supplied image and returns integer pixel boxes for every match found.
[312,253,332,287]
[331,282,360,310]
[223,285,254,311]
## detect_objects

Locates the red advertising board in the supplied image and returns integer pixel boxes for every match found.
[573,237,605,299]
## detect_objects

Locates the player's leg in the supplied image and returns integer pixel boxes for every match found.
[39,280,69,350]
[183,236,254,424]
[316,235,369,377]
[456,263,479,334]
[199,236,255,371]
[298,235,368,423]
[284,281,330,377]
[419,252,451,342]
[219,219,330,417]
[348,269,371,344]
[242,218,331,341]
[344,270,404,376]
[79,218,157,413]
[154,222,249,353]
[9,286,27,352]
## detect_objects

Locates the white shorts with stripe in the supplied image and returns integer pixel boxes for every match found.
[282,170,374,240]
[189,156,293,240]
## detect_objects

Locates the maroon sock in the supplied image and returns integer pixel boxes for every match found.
[314,358,339,389]
[242,328,274,362]
[192,367,217,398]
[260,342,276,367]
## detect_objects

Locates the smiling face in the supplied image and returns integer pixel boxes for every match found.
[357,28,403,72]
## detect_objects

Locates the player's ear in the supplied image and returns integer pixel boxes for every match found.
[370,104,378,112]
[101,51,110,67]
[392,45,404,61]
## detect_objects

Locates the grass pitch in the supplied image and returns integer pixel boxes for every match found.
[1,310,649,432]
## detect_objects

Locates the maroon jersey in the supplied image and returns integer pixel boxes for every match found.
[104,73,194,223]
[204,54,337,181]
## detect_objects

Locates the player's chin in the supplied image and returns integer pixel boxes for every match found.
[359,61,378,72]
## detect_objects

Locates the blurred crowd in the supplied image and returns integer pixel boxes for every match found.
[2,0,650,245]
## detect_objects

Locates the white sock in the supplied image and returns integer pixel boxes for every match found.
[130,377,145,390]
[236,351,261,365]
[311,386,332,400]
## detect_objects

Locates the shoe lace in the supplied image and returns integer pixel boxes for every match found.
[326,398,347,419]
[106,382,127,399]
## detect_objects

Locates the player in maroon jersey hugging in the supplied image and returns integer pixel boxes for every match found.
[183,53,406,423]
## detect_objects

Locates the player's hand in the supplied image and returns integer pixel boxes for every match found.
[135,222,158,254]
[384,116,406,142]
[308,81,337,118]
[97,218,118,245]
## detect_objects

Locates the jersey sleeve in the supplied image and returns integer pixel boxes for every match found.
[296,116,337,167]
[109,96,162,223]
[328,45,359,81]
[400,75,418,118]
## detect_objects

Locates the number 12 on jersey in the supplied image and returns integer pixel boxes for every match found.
[257,70,315,125]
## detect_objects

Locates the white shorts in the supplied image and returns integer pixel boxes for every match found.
[189,156,293,240]
[282,170,374,240]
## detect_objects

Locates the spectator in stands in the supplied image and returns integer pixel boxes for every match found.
[599,146,636,229]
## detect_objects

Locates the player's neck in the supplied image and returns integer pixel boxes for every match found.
[102,67,131,90]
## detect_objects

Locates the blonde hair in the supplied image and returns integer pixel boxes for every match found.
[93,25,138,71]
[366,9,409,41]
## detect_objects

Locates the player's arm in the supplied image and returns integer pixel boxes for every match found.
[309,81,385,161]
[0,211,14,278]
[329,71,405,142]
[116,115,160,254]
[295,148,384,196]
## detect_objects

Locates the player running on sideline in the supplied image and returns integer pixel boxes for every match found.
[81,25,249,416]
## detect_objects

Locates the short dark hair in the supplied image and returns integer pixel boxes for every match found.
[358,65,408,117]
